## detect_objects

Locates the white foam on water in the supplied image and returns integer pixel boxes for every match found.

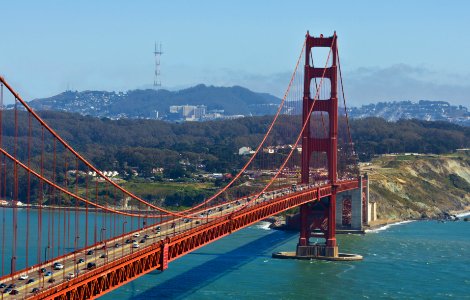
[365,220,415,233]
[455,211,470,218]
[255,221,272,230]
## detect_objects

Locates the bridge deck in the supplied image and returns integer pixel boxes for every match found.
[0,180,362,299]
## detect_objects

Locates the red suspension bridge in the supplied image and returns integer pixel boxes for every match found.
[0,32,368,299]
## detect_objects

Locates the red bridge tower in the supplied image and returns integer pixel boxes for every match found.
[298,32,339,258]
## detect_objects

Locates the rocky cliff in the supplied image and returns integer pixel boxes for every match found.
[363,152,470,223]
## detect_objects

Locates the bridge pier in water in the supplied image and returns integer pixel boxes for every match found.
[296,176,367,260]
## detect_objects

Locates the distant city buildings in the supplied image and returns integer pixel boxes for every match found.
[239,145,302,156]
[168,104,244,121]
[349,100,470,126]
[169,105,207,121]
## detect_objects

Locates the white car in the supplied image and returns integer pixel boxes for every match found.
[66,273,75,279]
[133,233,140,237]
[53,263,64,270]
[19,274,29,280]
[132,242,140,248]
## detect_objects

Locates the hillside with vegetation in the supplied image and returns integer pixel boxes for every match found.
[1,110,469,209]
[26,84,281,119]
[364,152,470,223]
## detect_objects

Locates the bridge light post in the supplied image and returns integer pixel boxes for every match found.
[100,228,106,244]
[44,246,50,264]
[122,221,127,257]
[74,236,80,275]
[10,256,16,277]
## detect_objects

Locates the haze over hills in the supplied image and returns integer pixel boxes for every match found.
[25,84,470,126]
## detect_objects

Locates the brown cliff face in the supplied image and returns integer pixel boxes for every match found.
[363,152,470,221]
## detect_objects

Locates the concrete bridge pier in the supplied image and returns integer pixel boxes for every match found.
[273,176,367,261]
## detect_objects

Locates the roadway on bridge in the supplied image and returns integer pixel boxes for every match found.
[0,184,307,299]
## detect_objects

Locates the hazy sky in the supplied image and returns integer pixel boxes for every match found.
[1,0,469,106]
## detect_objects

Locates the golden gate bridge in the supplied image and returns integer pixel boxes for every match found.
[0,32,368,299]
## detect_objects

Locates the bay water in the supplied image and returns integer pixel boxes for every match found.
[101,217,470,299]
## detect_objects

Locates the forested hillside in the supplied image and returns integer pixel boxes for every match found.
[8,111,469,174]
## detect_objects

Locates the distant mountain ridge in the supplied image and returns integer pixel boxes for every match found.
[26,84,281,119]
[26,85,470,126]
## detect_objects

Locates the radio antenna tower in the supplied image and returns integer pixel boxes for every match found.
[153,42,163,88]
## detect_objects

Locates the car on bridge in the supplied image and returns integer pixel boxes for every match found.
[19,274,29,280]
[87,262,96,270]
[53,262,64,270]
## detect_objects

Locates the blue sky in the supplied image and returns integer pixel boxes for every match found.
[1,0,469,106]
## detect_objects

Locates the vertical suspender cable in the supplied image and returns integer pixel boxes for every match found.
[26,113,32,267]
[75,157,79,251]
[0,82,4,275]
[51,139,56,258]
[12,97,18,274]
[85,166,89,248]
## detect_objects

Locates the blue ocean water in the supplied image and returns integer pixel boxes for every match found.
[101,219,470,299]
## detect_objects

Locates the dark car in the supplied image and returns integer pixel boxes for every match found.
[3,288,12,294]
[87,262,96,270]
[100,254,107,258]
[155,226,161,232]
[32,287,40,293]
[86,250,94,255]
[77,258,85,264]
[39,267,47,273]
[10,289,19,295]
[170,222,176,228]
[125,239,132,244]
[144,234,150,239]
[114,243,121,248]
[0,283,6,288]
[27,278,35,284]
[7,283,16,288]
[48,278,56,283]
[140,239,146,243]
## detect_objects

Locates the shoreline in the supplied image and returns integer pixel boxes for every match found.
[364,208,470,233]
[450,206,470,218]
